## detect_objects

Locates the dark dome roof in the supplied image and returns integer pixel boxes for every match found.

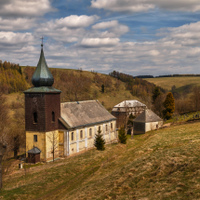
[32,46,54,87]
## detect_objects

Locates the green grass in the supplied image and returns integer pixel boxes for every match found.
[2,122,200,199]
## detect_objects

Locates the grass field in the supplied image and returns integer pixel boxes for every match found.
[2,121,200,200]
[144,76,200,91]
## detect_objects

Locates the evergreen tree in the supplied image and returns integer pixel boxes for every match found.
[152,86,161,103]
[94,130,105,151]
[101,84,105,93]
[118,127,127,144]
[163,92,175,120]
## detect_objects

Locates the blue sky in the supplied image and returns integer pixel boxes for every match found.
[1,0,200,76]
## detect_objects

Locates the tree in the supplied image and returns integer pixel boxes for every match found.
[47,131,59,162]
[191,86,200,111]
[118,127,127,144]
[101,84,105,93]
[152,86,161,104]
[163,92,175,120]
[94,130,105,151]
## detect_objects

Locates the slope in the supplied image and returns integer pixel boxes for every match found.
[2,121,200,200]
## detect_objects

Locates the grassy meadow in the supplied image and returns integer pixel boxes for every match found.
[145,76,200,91]
[1,121,200,200]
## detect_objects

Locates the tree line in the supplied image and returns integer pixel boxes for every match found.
[0,60,28,94]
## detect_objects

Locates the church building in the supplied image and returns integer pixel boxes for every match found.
[24,44,117,162]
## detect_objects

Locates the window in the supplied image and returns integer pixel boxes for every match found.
[33,112,38,123]
[106,125,108,132]
[111,123,113,130]
[98,126,101,132]
[34,135,37,142]
[52,111,55,122]
[89,128,92,137]
[71,132,74,141]
[80,130,83,139]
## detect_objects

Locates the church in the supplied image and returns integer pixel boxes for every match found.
[24,44,117,163]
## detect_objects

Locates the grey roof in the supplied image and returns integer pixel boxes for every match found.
[60,100,116,129]
[133,109,163,123]
[24,86,61,93]
[28,147,41,154]
[112,100,146,112]
[32,46,54,87]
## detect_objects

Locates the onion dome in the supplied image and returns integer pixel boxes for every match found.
[32,45,54,87]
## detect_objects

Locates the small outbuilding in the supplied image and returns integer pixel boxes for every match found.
[111,100,147,128]
[133,109,163,134]
[27,147,41,163]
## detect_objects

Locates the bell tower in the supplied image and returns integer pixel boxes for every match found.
[24,43,61,161]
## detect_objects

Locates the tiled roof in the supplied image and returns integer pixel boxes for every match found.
[27,147,41,154]
[113,100,146,108]
[134,109,163,123]
[60,100,116,129]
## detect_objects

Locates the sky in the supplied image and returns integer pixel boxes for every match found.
[1,0,200,76]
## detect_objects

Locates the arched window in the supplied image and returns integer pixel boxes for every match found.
[71,132,74,141]
[80,130,83,139]
[52,111,55,122]
[89,128,92,137]
[33,112,38,123]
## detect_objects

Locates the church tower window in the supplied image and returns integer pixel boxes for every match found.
[33,112,38,123]
[34,135,38,142]
[52,111,55,122]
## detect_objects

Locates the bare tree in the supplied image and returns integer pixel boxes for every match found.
[47,131,59,162]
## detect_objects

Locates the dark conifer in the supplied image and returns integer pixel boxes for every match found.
[163,92,175,120]
[152,86,161,103]
[94,130,105,151]
[118,127,127,144]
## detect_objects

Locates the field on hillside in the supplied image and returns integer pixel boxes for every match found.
[2,121,200,200]
[145,76,200,91]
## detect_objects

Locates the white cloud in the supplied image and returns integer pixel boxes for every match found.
[92,20,129,37]
[0,17,35,31]
[0,0,55,17]
[36,16,127,45]
[91,0,200,13]
[91,0,154,12]
[92,20,119,29]
[80,38,120,47]
[0,32,34,48]
[35,15,99,43]
[55,15,99,28]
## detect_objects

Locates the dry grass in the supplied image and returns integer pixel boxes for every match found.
[1,122,200,199]
[144,76,200,91]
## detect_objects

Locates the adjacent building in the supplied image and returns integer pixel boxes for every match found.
[133,109,163,134]
[24,45,117,162]
[111,100,147,128]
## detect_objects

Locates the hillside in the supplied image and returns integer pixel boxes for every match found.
[2,121,200,199]
[145,76,200,93]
